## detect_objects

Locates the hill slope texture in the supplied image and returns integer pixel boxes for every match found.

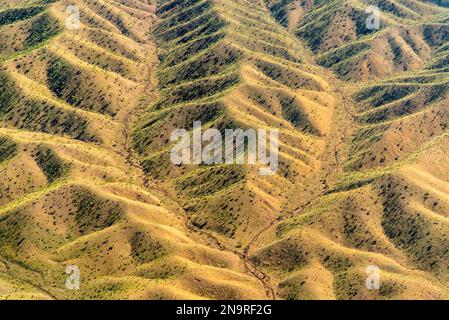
[0,0,448,299]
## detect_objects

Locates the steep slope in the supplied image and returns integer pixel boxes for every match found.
[0,0,270,299]
[244,0,449,299]
[0,0,448,300]
[266,0,449,81]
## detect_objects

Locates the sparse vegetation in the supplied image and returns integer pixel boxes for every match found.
[0,0,448,300]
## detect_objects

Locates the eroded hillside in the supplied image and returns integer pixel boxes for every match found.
[255,0,449,299]
[0,0,448,300]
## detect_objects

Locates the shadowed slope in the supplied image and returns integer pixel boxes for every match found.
[244,0,449,299]
[0,0,448,300]
[0,0,270,299]
[266,0,449,81]
[132,0,336,246]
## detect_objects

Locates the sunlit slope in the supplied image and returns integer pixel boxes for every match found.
[0,0,269,299]
[0,0,157,146]
[265,0,449,81]
[250,131,449,299]
[246,81,449,299]
[132,0,337,245]
[1,0,448,300]
[0,129,266,299]
[244,0,449,299]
